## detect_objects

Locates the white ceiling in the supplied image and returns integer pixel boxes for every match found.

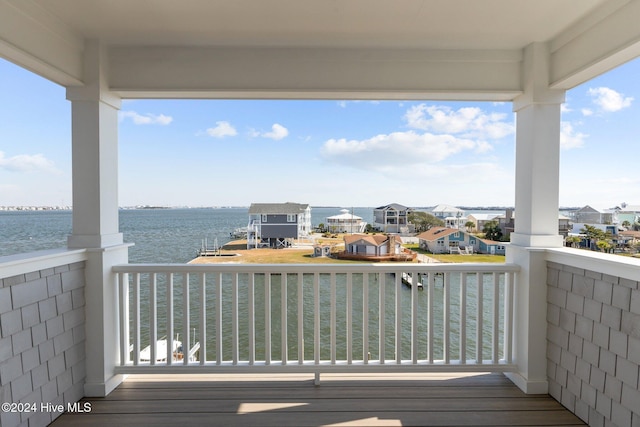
[2,0,639,98]
[35,0,607,49]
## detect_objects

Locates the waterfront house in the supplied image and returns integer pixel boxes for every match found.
[431,204,467,229]
[338,234,415,261]
[466,213,500,232]
[2,2,640,426]
[417,227,505,255]
[372,203,415,234]
[325,209,366,233]
[247,202,311,249]
[571,205,617,224]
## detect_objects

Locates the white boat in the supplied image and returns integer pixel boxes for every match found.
[138,333,200,363]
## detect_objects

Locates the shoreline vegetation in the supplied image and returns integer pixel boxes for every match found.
[189,237,507,265]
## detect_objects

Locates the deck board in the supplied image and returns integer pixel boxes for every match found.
[50,373,586,426]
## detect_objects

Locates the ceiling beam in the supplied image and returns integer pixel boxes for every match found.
[550,0,640,89]
[109,47,522,101]
[0,0,83,86]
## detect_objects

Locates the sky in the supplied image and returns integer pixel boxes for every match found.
[1,56,639,210]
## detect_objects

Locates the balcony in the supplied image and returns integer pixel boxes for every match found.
[2,1,640,426]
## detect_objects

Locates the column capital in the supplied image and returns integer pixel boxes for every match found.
[66,38,121,109]
[513,42,565,112]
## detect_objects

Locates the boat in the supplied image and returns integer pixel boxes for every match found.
[230,227,247,239]
[138,333,200,363]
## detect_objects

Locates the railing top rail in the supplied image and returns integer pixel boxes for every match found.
[113,262,519,274]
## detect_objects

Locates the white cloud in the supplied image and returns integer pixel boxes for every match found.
[262,123,289,140]
[0,152,60,174]
[251,123,289,140]
[404,104,514,140]
[581,108,593,117]
[320,130,478,172]
[120,111,173,125]
[588,87,633,112]
[206,121,237,138]
[560,122,587,150]
[561,103,572,113]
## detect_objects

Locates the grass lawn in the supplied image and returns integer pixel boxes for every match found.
[404,243,506,263]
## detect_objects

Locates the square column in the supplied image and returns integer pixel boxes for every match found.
[506,43,565,394]
[66,40,129,397]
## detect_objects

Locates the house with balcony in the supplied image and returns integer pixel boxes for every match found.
[431,204,467,229]
[417,227,506,255]
[325,209,366,233]
[372,203,415,234]
[2,1,640,426]
[246,202,311,249]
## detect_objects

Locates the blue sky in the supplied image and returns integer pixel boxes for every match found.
[1,56,639,209]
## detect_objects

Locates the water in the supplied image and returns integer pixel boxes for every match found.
[1,207,505,363]
[0,207,375,261]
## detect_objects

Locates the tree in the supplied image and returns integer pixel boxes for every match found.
[565,236,581,248]
[408,211,445,233]
[482,220,503,241]
[622,220,631,229]
[465,221,475,233]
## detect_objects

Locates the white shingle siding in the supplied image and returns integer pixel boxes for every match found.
[0,262,86,427]
[547,261,640,426]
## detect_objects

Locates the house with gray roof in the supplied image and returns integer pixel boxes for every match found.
[247,202,311,249]
[372,203,415,234]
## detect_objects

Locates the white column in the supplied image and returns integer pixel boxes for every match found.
[506,43,565,394]
[66,39,129,397]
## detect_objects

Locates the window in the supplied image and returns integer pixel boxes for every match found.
[261,214,267,222]
[287,214,296,222]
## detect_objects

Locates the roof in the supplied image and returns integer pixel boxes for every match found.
[327,212,363,221]
[467,213,499,221]
[432,204,464,214]
[248,202,309,215]
[344,234,389,246]
[416,227,460,241]
[374,203,411,211]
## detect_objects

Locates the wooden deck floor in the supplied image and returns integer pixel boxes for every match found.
[51,373,585,426]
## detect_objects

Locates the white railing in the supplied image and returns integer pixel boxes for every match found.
[113,263,518,374]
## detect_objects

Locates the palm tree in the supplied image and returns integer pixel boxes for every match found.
[465,221,475,233]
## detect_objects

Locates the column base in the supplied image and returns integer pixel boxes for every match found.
[84,374,126,397]
[505,372,548,395]
[509,233,563,248]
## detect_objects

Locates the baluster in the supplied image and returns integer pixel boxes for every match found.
[505,272,514,364]
[248,273,255,365]
[281,272,287,365]
[297,272,304,364]
[395,271,401,364]
[167,273,174,365]
[363,272,369,365]
[411,272,418,364]
[460,272,467,365]
[330,273,336,364]
[443,272,450,364]
[133,273,140,366]
[492,272,499,364]
[346,272,353,364]
[150,273,157,365]
[215,272,222,365]
[379,272,386,364]
[265,273,272,365]
[476,272,483,364]
[232,273,238,365]
[182,273,190,366]
[427,272,434,364]
[314,273,320,365]
[118,273,129,366]
[199,272,206,366]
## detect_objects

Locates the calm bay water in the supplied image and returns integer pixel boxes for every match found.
[0,207,374,261]
[1,207,504,362]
